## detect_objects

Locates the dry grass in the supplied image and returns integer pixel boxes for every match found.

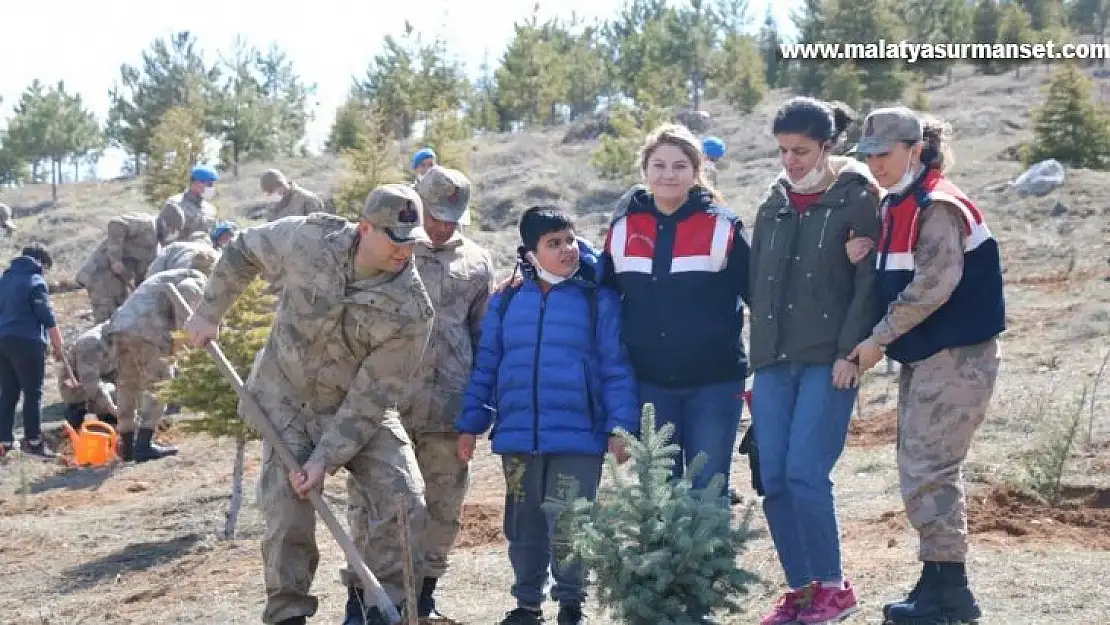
[2,63,1110,624]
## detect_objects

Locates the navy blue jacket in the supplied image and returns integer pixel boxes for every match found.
[457,248,640,455]
[601,187,751,387]
[0,256,58,344]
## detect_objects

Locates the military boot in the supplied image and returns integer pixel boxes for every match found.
[133,427,178,462]
[885,562,981,624]
[119,430,135,461]
[418,576,451,620]
[882,562,931,619]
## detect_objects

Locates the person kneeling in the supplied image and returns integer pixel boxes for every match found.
[456,207,639,625]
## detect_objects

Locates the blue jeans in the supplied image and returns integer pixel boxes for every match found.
[751,362,856,589]
[638,379,745,497]
[502,453,604,608]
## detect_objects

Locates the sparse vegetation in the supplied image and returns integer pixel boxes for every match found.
[591,103,670,181]
[158,278,274,540]
[1021,387,1087,506]
[1023,63,1110,169]
[547,404,760,625]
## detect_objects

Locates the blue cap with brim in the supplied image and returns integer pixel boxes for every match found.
[191,165,220,183]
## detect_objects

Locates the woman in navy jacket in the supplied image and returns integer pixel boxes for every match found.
[0,245,67,457]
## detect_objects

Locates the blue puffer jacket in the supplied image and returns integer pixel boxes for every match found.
[0,255,57,344]
[457,244,640,455]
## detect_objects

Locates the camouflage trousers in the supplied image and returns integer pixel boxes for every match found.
[112,334,172,433]
[344,430,469,581]
[84,275,130,324]
[258,413,427,623]
[897,338,1001,562]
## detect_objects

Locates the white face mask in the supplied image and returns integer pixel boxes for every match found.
[525,251,576,286]
[268,193,283,202]
[785,147,827,193]
[886,154,922,195]
[202,186,217,201]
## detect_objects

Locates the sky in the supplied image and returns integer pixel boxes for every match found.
[0,0,799,180]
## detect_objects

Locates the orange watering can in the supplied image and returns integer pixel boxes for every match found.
[62,418,119,467]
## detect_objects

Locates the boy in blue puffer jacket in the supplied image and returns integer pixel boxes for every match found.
[457,206,639,625]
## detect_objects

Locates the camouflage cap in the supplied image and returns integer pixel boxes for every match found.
[0,203,14,232]
[853,106,923,155]
[414,166,471,223]
[260,169,288,193]
[362,184,423,243]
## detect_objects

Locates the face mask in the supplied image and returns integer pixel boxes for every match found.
[268,193,283,202]
[525,251,576,286]
[785,147,827,192]
[886,154,922,195]
[202,186,216,201]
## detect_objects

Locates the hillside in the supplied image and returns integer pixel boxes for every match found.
[1,64,1109,624]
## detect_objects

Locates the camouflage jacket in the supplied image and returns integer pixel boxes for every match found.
[160,191,217,242]
[408,230,494,431]
[269,183,326,221]
[59,322,116,411]
[104,268,207,352]
[191,214,435,472]
[76,213,162,286]
[149,240,220,275]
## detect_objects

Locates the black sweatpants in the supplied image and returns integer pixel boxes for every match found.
[0,336,47,443]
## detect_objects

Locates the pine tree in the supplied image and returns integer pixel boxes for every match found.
[591,103,670,181]
[142,102,211,210]
[333,104,405,220]
[158,278,274,540]
[546,404,761,625]
[1023,62,1110,169]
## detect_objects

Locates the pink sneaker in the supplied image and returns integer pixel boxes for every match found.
[797,579,859,624]
[760,584,817,625]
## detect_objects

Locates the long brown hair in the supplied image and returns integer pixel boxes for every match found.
[638,123,725,204]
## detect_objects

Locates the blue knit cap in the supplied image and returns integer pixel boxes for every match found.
[190,165,220,183]
[210,221,237,244]
[412,147,436,170]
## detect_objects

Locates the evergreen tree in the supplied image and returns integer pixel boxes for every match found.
[546,404,760,625]
[973,0,1004,74]
[822,63,866,111]
[333,105,405,220]
[591,103,670,181]
[900,0,972,82]
[142,103,210,209]
[1024,62,1110,169]
[998,3,1037,78]
[159,278,274,540]
[707,33,767,114]
[757,7,785,88]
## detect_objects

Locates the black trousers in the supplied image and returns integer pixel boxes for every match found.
[0,336,47,443]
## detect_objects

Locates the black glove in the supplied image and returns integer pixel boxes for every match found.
[737,425,764,497]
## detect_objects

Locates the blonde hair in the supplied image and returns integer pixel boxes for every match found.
[638,123,725,204]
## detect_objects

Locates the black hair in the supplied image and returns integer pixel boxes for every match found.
[518,205,574,252]
[771,97,857,146]
[914,115,954,172]
[21,244,52,270]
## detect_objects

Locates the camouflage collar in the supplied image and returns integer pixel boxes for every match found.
[414,228,464,253]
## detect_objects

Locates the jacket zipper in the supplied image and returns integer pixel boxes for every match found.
[531,291,548,454]
[771,199,806,358]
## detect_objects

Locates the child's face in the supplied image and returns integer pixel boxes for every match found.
[533,228,579,278]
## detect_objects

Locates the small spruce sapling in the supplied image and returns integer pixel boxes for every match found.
[545,403,761,625]
[158,278,275,540]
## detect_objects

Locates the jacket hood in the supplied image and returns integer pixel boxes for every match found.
[610,184,718,225]
[4,256,44,277]
[515,237,601,288]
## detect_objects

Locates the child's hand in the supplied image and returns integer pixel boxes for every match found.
[608,435,630,464]
[457,433,477,462]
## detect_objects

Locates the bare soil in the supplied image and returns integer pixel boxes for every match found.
[2,64,1110,624]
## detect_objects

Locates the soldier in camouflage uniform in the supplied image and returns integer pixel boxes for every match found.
[848,107,1005,625]
[183,184,435,625]
[344,166,493,622]
[104,268,207,462]
[158,165,220,243]
[702,135,726,188]
[0,202,14,236]
[148,237,220,276]
[58,322,119,431]
[77,206,185,323]
[261,168,326,221]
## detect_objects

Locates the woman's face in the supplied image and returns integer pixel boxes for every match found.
[533,228,579,278]
[645,143,697,204]
[776,133,825,183]
[865,142,919,188]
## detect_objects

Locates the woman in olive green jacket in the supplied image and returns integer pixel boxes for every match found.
[747,97,882,625]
